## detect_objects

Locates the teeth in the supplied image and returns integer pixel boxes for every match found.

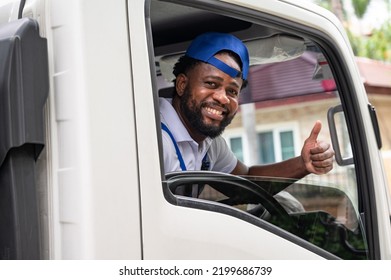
[206,107,222,115]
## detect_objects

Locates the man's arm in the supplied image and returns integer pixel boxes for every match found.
[230,121,334,179]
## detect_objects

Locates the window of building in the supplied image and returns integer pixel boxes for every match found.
[224,125,298,165]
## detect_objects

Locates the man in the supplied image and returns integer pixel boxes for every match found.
[160,32,334,178]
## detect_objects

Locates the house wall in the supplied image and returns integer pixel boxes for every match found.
[230,98,339,150]
[229,93,391,192]
[369,94,391,192]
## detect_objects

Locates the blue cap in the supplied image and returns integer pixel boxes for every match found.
[185,32,249,80]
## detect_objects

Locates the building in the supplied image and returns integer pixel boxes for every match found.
[223,55,391,191]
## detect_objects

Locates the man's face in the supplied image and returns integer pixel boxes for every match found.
[176,53,243,139]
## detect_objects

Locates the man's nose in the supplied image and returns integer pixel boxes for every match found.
[212,88,230,104]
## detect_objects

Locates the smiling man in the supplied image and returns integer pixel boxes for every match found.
[160,32,334,179]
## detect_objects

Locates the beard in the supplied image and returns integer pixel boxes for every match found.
[179,87,236,138]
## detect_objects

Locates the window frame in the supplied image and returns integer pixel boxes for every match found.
[148,0,381,259]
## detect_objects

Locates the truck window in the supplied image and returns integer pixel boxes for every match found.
[148,0,371,259]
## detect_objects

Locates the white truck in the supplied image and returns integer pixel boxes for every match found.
[0,0,390,260]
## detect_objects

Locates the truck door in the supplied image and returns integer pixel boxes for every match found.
[131,0,391,259]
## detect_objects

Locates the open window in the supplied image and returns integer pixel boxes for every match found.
[148,0,376,259]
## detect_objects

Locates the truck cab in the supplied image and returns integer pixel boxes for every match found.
[0,0,390,259]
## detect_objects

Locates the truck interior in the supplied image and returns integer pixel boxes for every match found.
[149,0,373,259]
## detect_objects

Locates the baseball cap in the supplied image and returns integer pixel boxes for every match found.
[185,32,249,80]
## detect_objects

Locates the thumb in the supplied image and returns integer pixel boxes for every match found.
[307,120,322,142]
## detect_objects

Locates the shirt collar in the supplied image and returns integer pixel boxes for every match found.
[160,98,192,143]
[159,97,213,152]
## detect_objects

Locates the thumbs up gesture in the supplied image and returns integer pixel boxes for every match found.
[301,121,335,175]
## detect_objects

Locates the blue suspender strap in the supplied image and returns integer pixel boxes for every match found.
[201,154,210,170]
[161,122,187,171]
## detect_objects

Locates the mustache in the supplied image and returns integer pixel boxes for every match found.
[201,101,229,114]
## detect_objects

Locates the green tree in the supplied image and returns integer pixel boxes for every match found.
[315,0,371,21]
[315,0,391,62]
[351,0,371,18]
[350,21,391,62]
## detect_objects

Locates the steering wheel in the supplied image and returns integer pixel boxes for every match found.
[165,171,292,223]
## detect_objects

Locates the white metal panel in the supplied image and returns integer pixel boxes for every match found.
[127,0,166,258]
[0,1,18,22]
[146,202,325,259]
[46,0,141,259]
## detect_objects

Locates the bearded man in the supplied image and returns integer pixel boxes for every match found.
[160,32,334,178]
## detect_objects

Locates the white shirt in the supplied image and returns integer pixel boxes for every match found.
[159,98,237,173]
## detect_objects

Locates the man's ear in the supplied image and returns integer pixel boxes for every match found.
[175,73,187,97]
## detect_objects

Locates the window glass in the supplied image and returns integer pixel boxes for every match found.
[258,131,275,163]
[280,131,295,160]
[151,0,368,259]
[230,137,244,162]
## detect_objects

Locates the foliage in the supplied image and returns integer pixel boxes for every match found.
[315,0,391,62]
[351,0,371,18]
[314,0,332,10]
[348,21,391,62]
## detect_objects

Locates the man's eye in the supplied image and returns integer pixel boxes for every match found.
[227,89,238,97]
[205,81,216,87]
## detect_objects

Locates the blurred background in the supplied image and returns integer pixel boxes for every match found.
[309,0,390,61]
[307,0,391,186]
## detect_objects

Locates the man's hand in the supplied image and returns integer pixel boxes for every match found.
[301,120,335,175]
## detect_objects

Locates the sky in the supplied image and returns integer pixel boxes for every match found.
[345,0,390,33]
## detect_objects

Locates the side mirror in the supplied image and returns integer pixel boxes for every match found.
[327,104,354,166]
